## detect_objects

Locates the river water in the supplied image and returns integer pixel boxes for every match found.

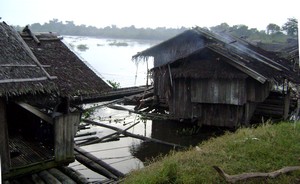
[63,36,222,182]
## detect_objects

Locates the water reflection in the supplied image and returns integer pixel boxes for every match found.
[71,105,226,182]
[130,120,225,163]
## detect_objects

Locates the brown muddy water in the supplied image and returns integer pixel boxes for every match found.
[70,103,225,182]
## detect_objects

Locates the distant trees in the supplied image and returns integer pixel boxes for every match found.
[282,18,298,37]
[13,18,298,42]
[14,19,188,40]
[266,23,280,35]
[209,18,298,43]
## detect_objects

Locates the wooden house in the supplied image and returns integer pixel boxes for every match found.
[0,22,111,180]
[133,27,299,127]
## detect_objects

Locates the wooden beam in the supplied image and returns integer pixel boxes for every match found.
[0,64,51,67]
[83,119,185,149]
[16,102,53,124]
[13,27,53,79]
[0,77,50,84]
[2,159,71,180]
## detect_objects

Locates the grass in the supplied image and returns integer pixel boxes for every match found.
[77,44,89,51]
[108,41,129,46]
[123,122,300,183]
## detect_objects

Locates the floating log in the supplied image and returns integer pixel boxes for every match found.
[48,168,76,184]
[75,131,97,137]
[75,146,125,178]
[31,174,46,184]
[38,170,62,184]
[213,165,300,183]
[58,167,89,184]
[83,119,185,149]
[75,136,99,142]
[75,153,118,180]
[78,125,90,130]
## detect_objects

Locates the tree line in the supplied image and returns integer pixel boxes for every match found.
[14,18,298,42]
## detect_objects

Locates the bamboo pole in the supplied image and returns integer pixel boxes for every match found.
[74,153,118,180]
[38,170,62,184]
[58,167,89,184]
[31,174,46,184]
[48,168,76,184]
[83,119,185,149]
[75,146,125,178]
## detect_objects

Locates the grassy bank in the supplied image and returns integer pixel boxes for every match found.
[124,122,300,183]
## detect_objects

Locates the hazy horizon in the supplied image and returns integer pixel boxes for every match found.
[1,0,299,31]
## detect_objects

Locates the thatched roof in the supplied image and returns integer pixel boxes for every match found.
[133,27,300,84]
[0,22,57,97]
[21,31,111,98]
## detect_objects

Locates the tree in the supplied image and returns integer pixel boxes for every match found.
[266,23,280,35]
[282,18,298,37]
[210,23,230,32]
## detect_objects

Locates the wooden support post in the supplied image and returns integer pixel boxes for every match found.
[0,98,10,174]
[54,113,80,162]
[168,64,173,87]
[283,90,290,120]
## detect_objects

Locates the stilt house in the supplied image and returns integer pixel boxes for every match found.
[0,22,111,180]
[133,27,300,127]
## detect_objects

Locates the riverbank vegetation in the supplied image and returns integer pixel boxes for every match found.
[13,18,297,42]
[124,121,300,183]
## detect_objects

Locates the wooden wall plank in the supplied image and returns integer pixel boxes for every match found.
[191,79,246,105]
[0,98,10,173]
[54,113,80,162]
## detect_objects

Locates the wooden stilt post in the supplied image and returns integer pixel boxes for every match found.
[0,98,10,174]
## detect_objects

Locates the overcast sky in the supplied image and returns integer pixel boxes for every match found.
[1,0,299,30]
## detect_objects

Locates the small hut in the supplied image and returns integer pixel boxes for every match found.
[0,22,111,180]
[133,27,300,127]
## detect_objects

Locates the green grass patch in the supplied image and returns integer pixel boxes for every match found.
[77,44,89,51]
[108,41,129,46]
[124,122,300,183]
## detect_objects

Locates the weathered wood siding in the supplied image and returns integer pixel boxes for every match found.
[54,113,80,162]
[0,98,10,173]
[246,78,271,102]
[153,67,171,104]
[194,104,245,127]
[170,78,192,119]
[191,79,246,105]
